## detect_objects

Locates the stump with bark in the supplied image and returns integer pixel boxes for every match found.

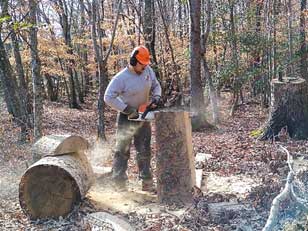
[19,135,94,219]
[154,111,196,204]
[260,78,308,140]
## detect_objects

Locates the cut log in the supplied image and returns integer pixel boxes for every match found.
[19,135,93,219]
[260,78,308,140]
[154,111,195,204]
[31,134,89,163]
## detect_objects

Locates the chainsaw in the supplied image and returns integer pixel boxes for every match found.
[128,100,162,122]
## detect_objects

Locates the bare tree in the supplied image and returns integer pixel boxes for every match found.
[157,0,181,90]
[189,0,211,130]
[143,0,158,66]
[29,0,43,140]
[229,0,241,116]
[87,0,123,140]
[55,0,80,109]
[300,0,307,80]
[201,0,219,125]
[0,0,30,141]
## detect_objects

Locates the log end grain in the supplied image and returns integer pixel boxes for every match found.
[19,165,81,219]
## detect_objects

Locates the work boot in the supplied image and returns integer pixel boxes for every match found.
[141,178,156,193]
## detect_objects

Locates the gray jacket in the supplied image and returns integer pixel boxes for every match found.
[104,66,162,112]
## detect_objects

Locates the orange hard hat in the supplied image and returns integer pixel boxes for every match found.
[133,46,150,65]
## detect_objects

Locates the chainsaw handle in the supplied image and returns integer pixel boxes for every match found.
[141,102,154,119]
[141,97,162,119]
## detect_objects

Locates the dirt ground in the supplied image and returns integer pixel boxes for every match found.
[1,93,308,230]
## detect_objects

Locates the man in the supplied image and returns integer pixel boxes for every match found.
[104,45,162,191]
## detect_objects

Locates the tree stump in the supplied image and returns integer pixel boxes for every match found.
[154,111,195,204]
[19,135,94,219]
[260,78,308,140]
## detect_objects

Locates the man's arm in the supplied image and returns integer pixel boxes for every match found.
[149,68,162,101]
[104,77,127,112]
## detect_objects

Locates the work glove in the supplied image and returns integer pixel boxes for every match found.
[123,105,139,119]
[150,96,161,109]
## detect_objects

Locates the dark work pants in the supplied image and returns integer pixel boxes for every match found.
[112,113,152,182]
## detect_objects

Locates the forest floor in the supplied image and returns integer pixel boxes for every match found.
[1,92,308,230]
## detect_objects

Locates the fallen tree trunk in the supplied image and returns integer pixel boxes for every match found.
[31,134,89,163]
[260,78,308,140]
[19,135,93,219]
[154,111,195,204]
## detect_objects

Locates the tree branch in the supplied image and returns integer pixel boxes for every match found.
[103,0,122,63]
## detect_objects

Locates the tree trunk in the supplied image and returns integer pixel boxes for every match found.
[11,30,32,116]
[229,0,241,116]
[74,70,84,103]
[29,0,43,141]
[154,111,195,204]
[56,0,80,109]
[0,37,24,120]
[300,0,307,80]
[45,74,58,101]
[90,0,122,141]
[260,78,308,140]
[79,0,90,96]
[189,0,211,130]
[90,0,106,141]
[19,135,93,219]
[0,0,29,141]
[201,0,219,125]
[143,0,159,79]
[31,134,89,162]
[157,0,181,89]
[287,0,294,75]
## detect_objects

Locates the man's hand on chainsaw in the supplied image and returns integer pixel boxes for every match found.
[149,96,161,109]
[123,105,139,119]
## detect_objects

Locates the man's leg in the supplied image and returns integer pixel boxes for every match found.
[112,113,134,186]
[134,122,154,191]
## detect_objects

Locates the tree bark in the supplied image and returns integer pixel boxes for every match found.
[189,0,211,130]
[79,0,90,96]
[19,135,93,219]
[0,37,25,121]
[287,0,294,75]
[143,0,159,79]
[229,0,241,116]
[201,0,219,125]
[0,0,30,141]
[260,78,308,140]
[45,74,58,101]
[31,134,89,163]
[74,70,84,103]
[300,0,307,80]
[90,0,106,140]
[29,0,43,141]
[154,111,195,204]
[157,0,181,89]
[56,0,80,109]
[11,30,32,116]
[89,0,122,141]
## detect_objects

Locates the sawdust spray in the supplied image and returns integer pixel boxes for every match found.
[88,123,141,168]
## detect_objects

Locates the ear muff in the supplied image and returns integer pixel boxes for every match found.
[129,50,139,66]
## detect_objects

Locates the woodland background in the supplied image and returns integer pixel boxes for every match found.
[0,0,308,230]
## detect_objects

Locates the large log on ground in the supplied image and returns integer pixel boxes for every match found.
[19,135,94,219]
[260,78,308,140]
[154,111,195,204]
[31,134,89,162]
